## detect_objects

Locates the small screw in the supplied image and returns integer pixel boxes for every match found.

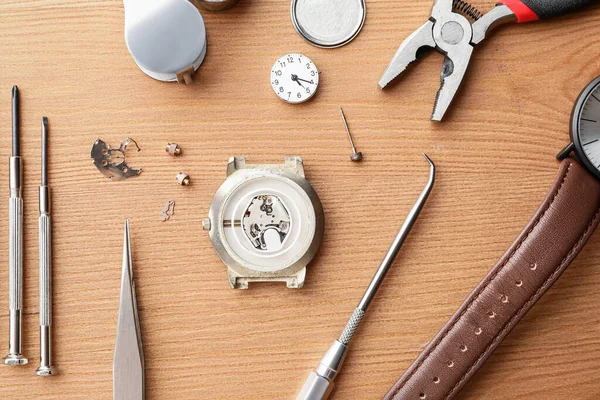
[166,143,181,156]
[340,107,363,162]
[177,172,190,186]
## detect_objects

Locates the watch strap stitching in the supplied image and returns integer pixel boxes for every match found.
[388,160,573,398]
[445,206,600,399]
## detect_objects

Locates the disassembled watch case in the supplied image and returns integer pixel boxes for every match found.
[203,157,324,289]
[91,137,142,180]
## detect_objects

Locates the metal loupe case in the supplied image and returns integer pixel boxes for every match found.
[203,157,324,289]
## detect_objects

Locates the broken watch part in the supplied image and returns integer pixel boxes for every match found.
[161,200,175,222]
[203,156,324,289]
[91,137,142,180]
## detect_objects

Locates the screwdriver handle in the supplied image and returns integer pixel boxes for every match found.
[5,155,27,364]
[39,212,51,327]
[499,0,596,22]
[9,195,23,315]
[37,206,56,376]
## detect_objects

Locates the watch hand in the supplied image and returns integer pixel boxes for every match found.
[291,74,306,89]
[296,77,313,84]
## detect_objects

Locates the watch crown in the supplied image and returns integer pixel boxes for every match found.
[202,218,211,231]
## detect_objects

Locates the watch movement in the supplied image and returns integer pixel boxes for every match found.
[270,54,319,104]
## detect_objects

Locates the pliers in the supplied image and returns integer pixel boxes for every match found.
[378,0,597,121]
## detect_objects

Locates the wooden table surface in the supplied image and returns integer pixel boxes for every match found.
[0,0,599,399]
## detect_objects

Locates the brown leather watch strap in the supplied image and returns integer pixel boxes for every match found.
[384,159,600,400]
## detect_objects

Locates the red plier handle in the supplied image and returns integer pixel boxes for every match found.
[499,0,597,22]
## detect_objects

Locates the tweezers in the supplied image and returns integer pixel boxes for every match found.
[113,220,145,400]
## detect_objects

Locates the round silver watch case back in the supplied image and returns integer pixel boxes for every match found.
[291,0,366,48]
[203,157,324,289]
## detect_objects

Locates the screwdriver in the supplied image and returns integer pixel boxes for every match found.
[4,86,27,366]
[296,154,435,400]
[37,117,55,376]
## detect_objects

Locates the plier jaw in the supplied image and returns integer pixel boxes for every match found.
[378,0,522,121]
[379,0,482,121]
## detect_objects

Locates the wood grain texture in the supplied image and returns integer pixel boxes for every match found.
[0,0,598,399]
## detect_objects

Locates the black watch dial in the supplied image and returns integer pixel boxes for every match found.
[571,76,600,179]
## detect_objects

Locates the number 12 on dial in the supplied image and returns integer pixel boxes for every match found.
[270,53,319,104]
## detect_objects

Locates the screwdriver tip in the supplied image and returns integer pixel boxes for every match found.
[12,85,18,95]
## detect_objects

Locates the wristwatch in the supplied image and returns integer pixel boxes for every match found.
[384,77,600,400]
[203,157,324,289]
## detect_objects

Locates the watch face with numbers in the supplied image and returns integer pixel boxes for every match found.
[270,53,319,104]
[571,76,600,179]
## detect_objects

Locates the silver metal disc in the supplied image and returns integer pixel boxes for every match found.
[291,0,366,49]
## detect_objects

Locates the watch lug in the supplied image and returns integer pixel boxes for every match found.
[285,156,305,178]
[227,269,248,289]
[286,267,306,289]
[557,142,575,160]
[227,156,246,176]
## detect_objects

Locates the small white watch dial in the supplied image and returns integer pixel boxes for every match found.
[270,53,319,104]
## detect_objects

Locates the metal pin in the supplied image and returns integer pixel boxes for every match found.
[339,107,363,162]
[4,86,27,366]
[296,154,436,400]
[37,117,55,376]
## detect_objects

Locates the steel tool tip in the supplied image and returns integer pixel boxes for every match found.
[123,220,132,274]
[12,85,20,157]
[422,153,434,168]
[422,153,435,186]
[124,219,130,240]
[41,117,49,186]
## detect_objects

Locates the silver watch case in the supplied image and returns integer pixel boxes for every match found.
[203,157,324,289]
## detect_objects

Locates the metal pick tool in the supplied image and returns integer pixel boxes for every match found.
[4,86,27,366]
[291,0,366,48]
[37,117,56,376]
[296,154,436,400]
[113,220,145,400]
